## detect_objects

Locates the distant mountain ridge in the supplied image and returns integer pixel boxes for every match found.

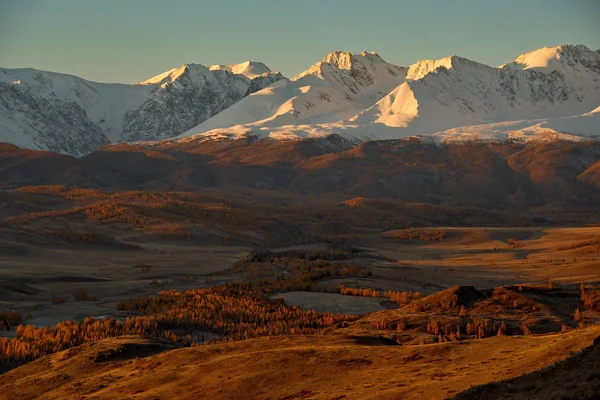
[1,44,598,156]
[1,137,600,213]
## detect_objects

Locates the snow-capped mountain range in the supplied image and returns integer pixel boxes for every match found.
[0,62,283,155]
[180,44,600,145]
[1,44,599,156]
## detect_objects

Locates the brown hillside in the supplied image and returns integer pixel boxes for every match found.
[452,335,600,400]
[1,139,599,212]
[1,327,599,400]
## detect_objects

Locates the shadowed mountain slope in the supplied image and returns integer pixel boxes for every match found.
[1,139,599,213]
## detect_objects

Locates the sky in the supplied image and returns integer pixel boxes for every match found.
[1,0,599,83]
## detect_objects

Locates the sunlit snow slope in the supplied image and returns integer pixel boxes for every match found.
[180,45,600,143]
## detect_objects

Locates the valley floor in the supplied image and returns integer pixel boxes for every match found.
[1,186,599,399]
[2,225,599,330]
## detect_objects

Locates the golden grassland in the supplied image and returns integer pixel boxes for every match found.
[1,185,600,398]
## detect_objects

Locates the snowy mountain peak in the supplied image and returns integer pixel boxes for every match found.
[208,61,274,79]
[135,68,176,85]
[406,56,456,80]
[406,55,486,80]
[321,50,354,70]
[137,64,190,86]
[361,50,379,56]
[503,44,600,72]
[137,61,280,87]
[295,50,394,79]
[291,50,406,98]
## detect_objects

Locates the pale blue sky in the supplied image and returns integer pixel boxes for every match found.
[1,0,598,83]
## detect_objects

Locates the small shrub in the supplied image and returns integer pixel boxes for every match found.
[73,290,96,301]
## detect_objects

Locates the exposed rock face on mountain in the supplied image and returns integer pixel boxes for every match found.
[123,64,283,142]
[0,63,284,155]
[0,81,109,156]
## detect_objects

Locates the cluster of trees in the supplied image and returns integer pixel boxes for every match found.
[465,317,506,338]
[0,285,357,373]
[118,286,356,339]
[228,250,372,291]
[43,229,117,245]
[557,237,600,253]
[18,185,104,201]
[334,286,422,305]
[154,224,191,239]
[73,289,97,301]
[5,202,161,227]
[375,314,514,342]
[237,247,357,265]
[253,264,372,294]
[410,293,465,313]
[0,317,154,371]
[384,230,447,243]
[10,187,236,229]
[7,187,308,246]
[0,310,23,331]
[424,317,503,340]
[338,197,533,229]
[506,237,524,248]
[581,282,599,310]
[492,287,544,312]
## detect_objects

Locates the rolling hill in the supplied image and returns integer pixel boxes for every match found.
[1,320,598,399]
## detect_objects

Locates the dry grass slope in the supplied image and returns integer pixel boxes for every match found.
[1,327,599,400]
[452,336,600,400]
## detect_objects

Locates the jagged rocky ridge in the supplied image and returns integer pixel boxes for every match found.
[122,64,283,142]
